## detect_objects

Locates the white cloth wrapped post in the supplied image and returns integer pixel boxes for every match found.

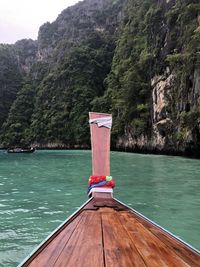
[88,187,113,196]
[89,116,112,129]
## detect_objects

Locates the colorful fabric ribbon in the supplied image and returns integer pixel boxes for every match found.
[88,175,115,193]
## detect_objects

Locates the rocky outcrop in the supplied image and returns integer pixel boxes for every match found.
[14,39,38,74]
[1,0,199,157]
[116,68,200,156]
[111,0,200,157]
[37,0,125,61]
[152,73,174,122]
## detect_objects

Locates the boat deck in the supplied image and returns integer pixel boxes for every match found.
[21,194,200,267]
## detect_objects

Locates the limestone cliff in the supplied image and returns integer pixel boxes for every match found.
[0,0,200,157]
[0,0,125,147]
[37,0,124,62]
[109,0,200,157]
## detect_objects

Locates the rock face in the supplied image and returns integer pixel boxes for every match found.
[37,0,124,61]
[0,0,200,157]
[152,74,174,122]
[151,67,200,155]
[111,0,200,157]
[151,74,174,150]
[14,39,38,74]
[116,66,200,156]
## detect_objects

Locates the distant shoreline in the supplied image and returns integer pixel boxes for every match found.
[1,145,200,159]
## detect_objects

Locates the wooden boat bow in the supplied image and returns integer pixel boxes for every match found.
[19,112,200,267]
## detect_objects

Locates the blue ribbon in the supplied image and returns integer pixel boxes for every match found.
[88,180,107,193]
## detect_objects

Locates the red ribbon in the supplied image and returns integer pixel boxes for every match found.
[88,175,115,188]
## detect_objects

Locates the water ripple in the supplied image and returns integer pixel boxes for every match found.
[0,149,199,267]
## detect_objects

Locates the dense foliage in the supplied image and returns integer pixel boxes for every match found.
[103,0,200,155]
[0,0,200,156]
[106,0,155,137]
[0,45,23,130]
[30,32,115,145]
[0,0,120,147]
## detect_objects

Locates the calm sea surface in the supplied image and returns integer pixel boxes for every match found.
[0,150,199,266]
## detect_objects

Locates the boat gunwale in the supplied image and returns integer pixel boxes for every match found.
[114,197,200,254]
[17,197,93,267]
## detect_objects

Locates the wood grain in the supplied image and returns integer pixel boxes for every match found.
[124,211,200,267]
[54,211,104,267]
[24,213,83,267]
[21,197,200,267]
[119,212,190,267]
[89,112,111,176]
[101,210,147,267]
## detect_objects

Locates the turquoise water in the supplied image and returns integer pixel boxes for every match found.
[0,150,199,266]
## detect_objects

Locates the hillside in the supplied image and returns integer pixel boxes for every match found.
[0,0,200,157]
[107,0,200,156]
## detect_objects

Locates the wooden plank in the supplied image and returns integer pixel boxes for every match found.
[24,212,83,267]
[89,112,111,176]
[125,211,200,267]
[83,197,129,212]
[119,212,191,267]
[101,210,147,267]
[92,192,113,199]
[54,211,104,267]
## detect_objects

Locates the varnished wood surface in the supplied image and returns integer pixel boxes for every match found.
[21,197,200,267]
[89,112,111,176]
